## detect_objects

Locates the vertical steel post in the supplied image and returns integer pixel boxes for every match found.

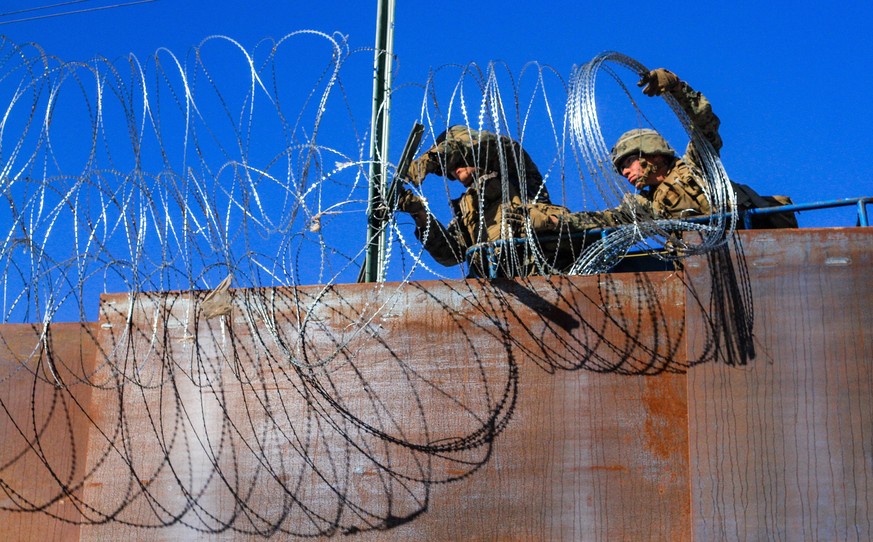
[363,0,396,282]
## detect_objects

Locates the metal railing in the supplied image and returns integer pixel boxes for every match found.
[464,196,872,279]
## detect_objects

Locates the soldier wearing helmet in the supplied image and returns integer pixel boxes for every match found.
[558,68,720,232]
[396,125,572,277]
[559,67,794,233]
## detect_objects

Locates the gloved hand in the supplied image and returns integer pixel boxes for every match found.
[503,206,525,234]
[504,205,559,233]
[396,187,426,215]
[638,68,680,97]
[407,152,440,185]
[527,205,559,232]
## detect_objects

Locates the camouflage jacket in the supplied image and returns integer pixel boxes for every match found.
[566,80,719,231]
[415,171,521,272]
[408,126,552,204]
[654,79,721,218]
[409,126,562,275]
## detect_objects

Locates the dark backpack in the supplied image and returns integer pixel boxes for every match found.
[731,182,798,229]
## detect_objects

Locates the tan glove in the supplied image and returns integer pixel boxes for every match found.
[502,206,525,234]
[396,188,425,215]
[504,205,559,234]
[407,152,441,185]
[638,68,680,97]
[527,205,559,232]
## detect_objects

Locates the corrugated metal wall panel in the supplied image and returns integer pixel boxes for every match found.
[0,323,99,542]
[1,228,870,541]
[686,228,873,542]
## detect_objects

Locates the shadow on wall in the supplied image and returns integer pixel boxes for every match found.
[0,236,755,536]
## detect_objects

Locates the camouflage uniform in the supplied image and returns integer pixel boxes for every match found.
[408,126,569,277]
[565,77,719,231]
[414,171,521,275]
[407,126,551,203]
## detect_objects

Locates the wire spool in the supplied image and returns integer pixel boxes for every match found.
[566,51,737,275]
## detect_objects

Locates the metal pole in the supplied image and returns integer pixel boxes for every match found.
[363,0,396,282]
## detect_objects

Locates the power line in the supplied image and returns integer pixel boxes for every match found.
[0,1,94,18]
[0,0,158,26]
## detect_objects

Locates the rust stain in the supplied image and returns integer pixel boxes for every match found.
[587,465,628,472]
[641,376,687,462]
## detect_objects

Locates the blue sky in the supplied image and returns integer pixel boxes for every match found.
[0,1,870,321]
[2,0,870,222]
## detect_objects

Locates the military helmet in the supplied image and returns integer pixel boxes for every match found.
[435,126,476,180]
[610,128,676,170]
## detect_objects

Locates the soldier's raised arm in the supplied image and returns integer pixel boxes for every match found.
[407,126,475,185]
[638,68,723,155]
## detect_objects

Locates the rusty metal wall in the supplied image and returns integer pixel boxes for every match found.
[685,228,873,541]
[0,228,870,541]
[0,323,100,542]
[75,272,689,541]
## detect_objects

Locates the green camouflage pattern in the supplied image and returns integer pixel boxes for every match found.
[413,171,576,277]
[649,160,711,217]
[610,129,676,170]
[670,80,723,157]
[566,75,722,231]
[562,193,657,231]
[408,126,551,204]
[414,171,521,272]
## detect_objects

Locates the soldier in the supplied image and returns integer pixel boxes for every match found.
[396,126,570,277]
[559,68,719,232]
[561,68,795,233]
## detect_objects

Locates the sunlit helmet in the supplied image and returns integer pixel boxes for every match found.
[436,126,475,180]
[610,129,676,171]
